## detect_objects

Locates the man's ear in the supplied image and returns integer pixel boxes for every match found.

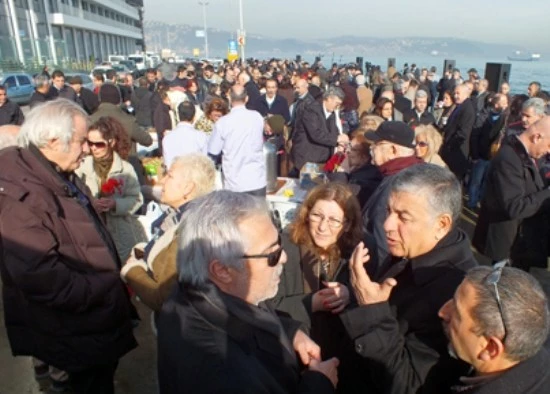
[208,260,232,285]
[479,336,505,361]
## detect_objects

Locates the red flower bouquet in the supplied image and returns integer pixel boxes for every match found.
[101,178,124,196]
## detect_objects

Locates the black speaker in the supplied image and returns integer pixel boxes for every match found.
[387,58,396,69]
[296,55,302,63]
[356,56,364,72]
[443,59,456,73]
[315,56,321,64]
[484,63,512,92]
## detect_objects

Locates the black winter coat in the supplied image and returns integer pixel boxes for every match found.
[341,228,477,394]
[245,80,261,111]
[290,94,339,171]
[469,112,506,161]
[131,87,155,128]
[77,87,99,115]
[440,99,476,180]
[403,109,436,127]
[473,135,550,268]
[0,99,24,126]
[452,348,550,393]
[328,163,383,209]
[158,282,335,394]
[0,146,137,372]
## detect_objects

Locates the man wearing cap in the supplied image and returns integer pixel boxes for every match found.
[362,121,424,274]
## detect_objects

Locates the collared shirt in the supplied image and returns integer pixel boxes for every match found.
[208,105,266,192]
[163,122,209,168]
[266,95,275,108]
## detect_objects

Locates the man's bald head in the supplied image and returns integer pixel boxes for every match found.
[454,84,470,104]
[520,116,550,159]
[294,78,309,97]
[230,84,248,104]
[381,90,395,103]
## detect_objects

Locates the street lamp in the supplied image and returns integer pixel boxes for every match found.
[199,1,209,58]
[238,0,245,60]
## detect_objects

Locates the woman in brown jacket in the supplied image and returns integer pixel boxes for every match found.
[120,153,216,312]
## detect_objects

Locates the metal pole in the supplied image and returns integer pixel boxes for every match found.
[199,1,209,59]
[239,0,244,60]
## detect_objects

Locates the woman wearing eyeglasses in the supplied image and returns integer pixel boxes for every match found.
[271,182,373,393]
[76,116,146,261]
[414,124,447,167]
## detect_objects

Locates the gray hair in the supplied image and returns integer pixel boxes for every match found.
[230,85,248,103]
[171,153,216,198]
[466,266,549,362]
[34,75,50,89]
[390,164,462,224]
[415,89,428,100]
[323,86,345,101]
[18,99,88,151]
[177,190,271,288]
[522,98,546,116]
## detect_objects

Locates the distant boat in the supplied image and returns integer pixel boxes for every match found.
[507,51,541,61]
[430,50,439,56]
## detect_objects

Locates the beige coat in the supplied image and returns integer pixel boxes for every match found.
[357,86,374,117]
[76,153,146,261]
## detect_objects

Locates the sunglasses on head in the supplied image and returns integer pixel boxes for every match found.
[486,260,510,343]
[241,234,283,267]
[87,140,108,148]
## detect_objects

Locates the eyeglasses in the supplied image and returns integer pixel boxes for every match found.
[308,212,344,229]
[416,141,429,148]
[241,234,283,267]
[87,140,108,149]
[486,260,509,343]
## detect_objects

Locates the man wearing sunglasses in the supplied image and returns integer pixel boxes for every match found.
[157,190,339,393]
[439,264,550,393]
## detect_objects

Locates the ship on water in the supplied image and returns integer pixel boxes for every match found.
[507,51,541,61]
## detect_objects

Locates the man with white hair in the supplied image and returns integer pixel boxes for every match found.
[403,89,436,127]
[158,190,339,393]
[0,99,137,392]
[29,75,52,109]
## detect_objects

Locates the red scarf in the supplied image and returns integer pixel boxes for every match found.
[378,156,424,176]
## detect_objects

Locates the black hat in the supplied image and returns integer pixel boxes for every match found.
[99,84,121,105]
[365,121,416,149]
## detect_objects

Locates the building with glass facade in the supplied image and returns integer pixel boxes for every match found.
[0,0,144,65]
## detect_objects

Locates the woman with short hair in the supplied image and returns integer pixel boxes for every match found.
[414,124,447,167]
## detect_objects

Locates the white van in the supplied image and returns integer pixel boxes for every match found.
[127,54,146,71]
[108,55,126,64]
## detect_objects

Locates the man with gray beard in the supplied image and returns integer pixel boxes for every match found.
[157,191,339,394]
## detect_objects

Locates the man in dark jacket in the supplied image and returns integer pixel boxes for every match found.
[0,85,24,126]
[344,164,478,394]
[403,89,436,127]
[473,116,550,271]
[467,93,508,209]
[29,75,52,109]
[439,265,550,393]
[255,78,291,123]
[131,77,155,128]
[362,122,424,272]
[238,71,261,111]
[0,100,137,392]
[290,84,349,173]
[48,70,77,102]
[69,76,99,115]
[158,190,338,394]
[441,84,476,181]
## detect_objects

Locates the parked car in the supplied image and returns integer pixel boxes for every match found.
[65,72,94,91]
[0,72,35,105]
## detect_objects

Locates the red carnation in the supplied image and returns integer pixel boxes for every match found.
[101,178,124,196]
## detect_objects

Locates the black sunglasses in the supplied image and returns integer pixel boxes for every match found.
[241,234,283,267]
[486,260,509,343]
[87,139,108,148]
[416,141,429,148]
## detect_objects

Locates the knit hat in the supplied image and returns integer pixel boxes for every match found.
[99,84,121,105]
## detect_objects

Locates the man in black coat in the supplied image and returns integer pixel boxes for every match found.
[158,190,338,394]
[403,89,436,127]
[29,75,52,109]
[439,265,550,394]
[68,76,99,115]
[131,77,155,128]
[48,70,77,102]
[0,86,24,126]
[238,71,261,111]
[473,116,550,271]
[255,78,290,123]
[290,84,349,172]
[440,84,476,181]
[344,165,477,394]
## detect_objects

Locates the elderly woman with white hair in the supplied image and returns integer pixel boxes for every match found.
[121,153,216,312]
[414,124,447,167]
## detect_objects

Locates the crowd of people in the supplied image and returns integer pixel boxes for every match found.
[0,56,550,394]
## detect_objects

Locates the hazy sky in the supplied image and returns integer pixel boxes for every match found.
[144,0,549,51]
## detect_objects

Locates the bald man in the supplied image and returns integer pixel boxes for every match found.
[207,85,267,196]
[440,83,476,180]
[474,116,550,271]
